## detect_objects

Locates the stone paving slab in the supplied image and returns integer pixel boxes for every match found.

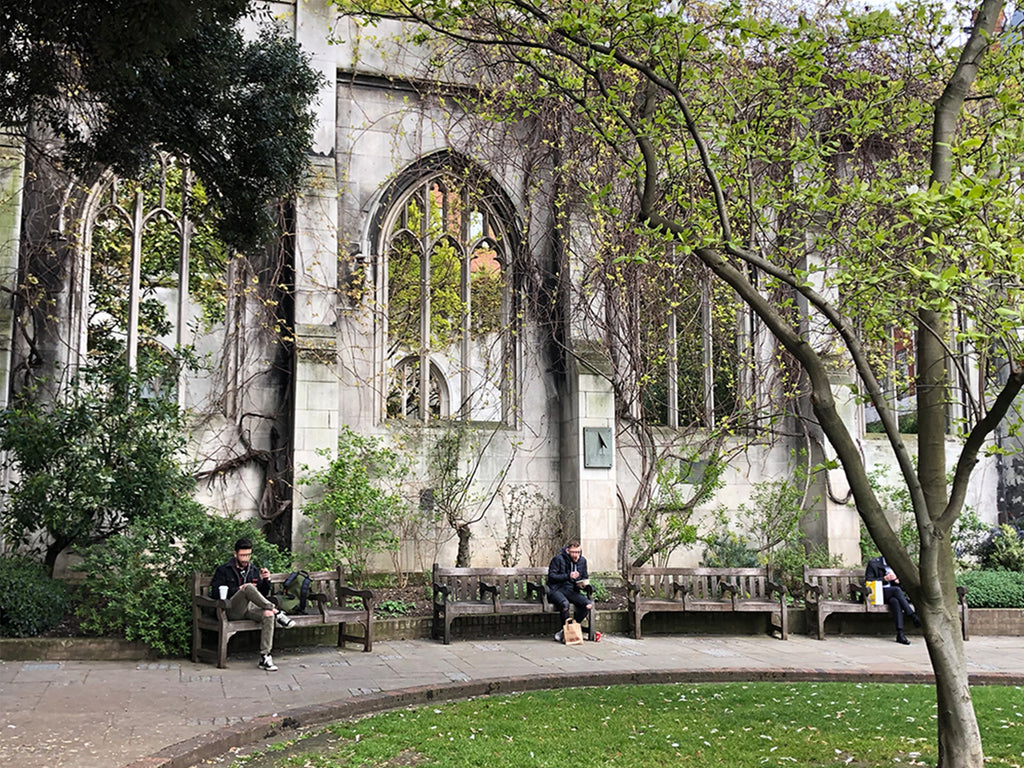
[0,634,1022,768]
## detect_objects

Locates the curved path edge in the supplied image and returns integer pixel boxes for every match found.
[122,667,1024,768]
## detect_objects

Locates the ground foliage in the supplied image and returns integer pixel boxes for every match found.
[229,682,1024,767]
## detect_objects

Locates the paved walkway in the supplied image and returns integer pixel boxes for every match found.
[1,633,1022,768]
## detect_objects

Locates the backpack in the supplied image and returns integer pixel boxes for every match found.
[279,570,312,614]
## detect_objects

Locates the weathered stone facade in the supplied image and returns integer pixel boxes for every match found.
[0,0,1008,574]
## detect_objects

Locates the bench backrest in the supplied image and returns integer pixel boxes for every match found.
[192,568,347,603]
[432,564,549,601]
[629,567,771,600]
[803,566,864,602]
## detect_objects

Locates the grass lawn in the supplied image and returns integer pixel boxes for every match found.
[235,682,1023,767]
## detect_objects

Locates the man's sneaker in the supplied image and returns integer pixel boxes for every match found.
[258,654,278,671]
[554,630,564,643]
[276,612,295,629]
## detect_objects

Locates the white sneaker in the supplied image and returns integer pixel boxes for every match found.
[275,612,295,629]
[554,630,564,643]
[258,654,278,671]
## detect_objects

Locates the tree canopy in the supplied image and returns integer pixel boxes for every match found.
[338,0,1024,764]
[1,0,322,250]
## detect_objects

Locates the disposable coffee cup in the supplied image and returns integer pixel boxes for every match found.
[576,579,590,588]
[218,585,229,600]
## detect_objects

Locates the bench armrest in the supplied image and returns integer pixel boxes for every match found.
[957,585,969,604]
[803,581,822,601]
[849,581,870,602]
[767,581,788,601]
[670,581,690,601]
[432,582,451,602]
[478,580,501,610]
[529,581,552,610]
[338,586,376,610]
[194,595,221,609]
[718,581,738,598]
[479,580,499,598]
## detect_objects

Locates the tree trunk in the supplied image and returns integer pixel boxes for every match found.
[455,524,471,567]
[922,607,983,766]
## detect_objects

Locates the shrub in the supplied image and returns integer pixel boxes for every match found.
[701,528,759,568]
[589,578,611,602]
[0,555,72,637]
[768,543,843,599]
[956,570,1024,608]
[979,524,1024,572]
[74,502,287,657]
[299,426,409,584]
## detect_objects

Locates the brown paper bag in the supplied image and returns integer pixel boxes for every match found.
[562,618,584,645]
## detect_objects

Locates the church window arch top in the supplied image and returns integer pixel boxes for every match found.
[375,156,518,424]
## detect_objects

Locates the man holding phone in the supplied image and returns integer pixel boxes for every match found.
[210,537,295,671]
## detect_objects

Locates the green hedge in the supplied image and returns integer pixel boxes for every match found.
[0,555,71,637]
[956,570,1024,609]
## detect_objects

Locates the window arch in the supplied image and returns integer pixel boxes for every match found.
[372,154,518,423]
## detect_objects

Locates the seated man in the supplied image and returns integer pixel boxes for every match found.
[865,554,920,645]
[211,537,295,671]
[547,540,594,642]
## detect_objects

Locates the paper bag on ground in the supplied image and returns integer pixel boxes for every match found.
[867,580,884,605]
[562,618,584,645]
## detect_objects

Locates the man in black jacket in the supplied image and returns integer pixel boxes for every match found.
[211,537,295,671]
[547,541,593,642]
[865,555,920,645]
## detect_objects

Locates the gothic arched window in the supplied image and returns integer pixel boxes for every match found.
[376,159,516,423]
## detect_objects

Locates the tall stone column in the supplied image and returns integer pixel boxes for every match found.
[561,343,618,571]
[0,132,23,406]
[290,0,340,549]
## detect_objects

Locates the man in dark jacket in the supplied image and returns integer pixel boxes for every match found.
[865,555,920,645]
[211,537,295,671]
[547,541,593,642]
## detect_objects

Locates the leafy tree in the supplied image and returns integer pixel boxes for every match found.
[0,360,197,575]
[299,427,411,583]
[426,422,513,566]
[341,0,1024,763]
[2,0,322,250]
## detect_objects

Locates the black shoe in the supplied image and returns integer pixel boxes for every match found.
[896,632,911,645]
[910,614,921,627]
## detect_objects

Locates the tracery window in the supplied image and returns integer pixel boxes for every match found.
[639,260,743,429]
[378,164,515,423]
[80,153,226,390]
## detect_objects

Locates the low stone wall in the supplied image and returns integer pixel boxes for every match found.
[3,608,1022,661]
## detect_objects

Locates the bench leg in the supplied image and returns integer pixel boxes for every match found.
[192,623,201,664]
[363,615,373,652]
[633,608,644,640]
[337,621,346,650]
[773,606,788,640]
[218,630,230,669]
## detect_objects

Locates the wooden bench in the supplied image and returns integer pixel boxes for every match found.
[803,566,969,641]
[192,568,376,668]
[627,566,788,640]
[431,564,595,644]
